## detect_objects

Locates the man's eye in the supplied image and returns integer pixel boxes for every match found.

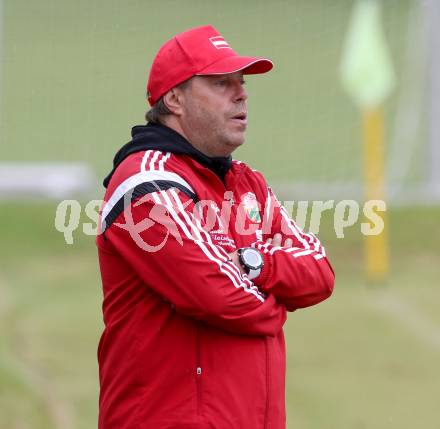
[215,80,227,86]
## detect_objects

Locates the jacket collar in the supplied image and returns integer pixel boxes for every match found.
[103,122,232,188]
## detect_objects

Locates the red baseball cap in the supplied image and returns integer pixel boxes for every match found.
[146,25,273,106]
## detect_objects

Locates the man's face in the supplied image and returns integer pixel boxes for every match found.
[178,72,248,157]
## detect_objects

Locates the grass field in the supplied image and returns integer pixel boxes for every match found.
[1,203,439,429]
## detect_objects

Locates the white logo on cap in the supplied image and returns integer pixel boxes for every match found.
[209,36,231,50]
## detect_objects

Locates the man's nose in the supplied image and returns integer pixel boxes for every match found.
[234,83,248,103]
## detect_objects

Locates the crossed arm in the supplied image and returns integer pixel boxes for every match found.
[230,186,334,312]
[229,233,294,274]
[105,186,334,336]
[105,188,287,337]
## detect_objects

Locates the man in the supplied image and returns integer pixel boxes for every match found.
[97,25,334,429]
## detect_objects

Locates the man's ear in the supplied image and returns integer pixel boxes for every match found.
[163,88,184,116]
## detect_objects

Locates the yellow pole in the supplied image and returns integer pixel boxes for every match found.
[362,107,389,282]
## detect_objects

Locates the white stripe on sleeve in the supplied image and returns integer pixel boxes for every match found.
[101,170,195,228]
[159,189,265,302]
[141,150,153,172]
[149,151,162,171]
[158,152,171,171]
[167,190,260,294]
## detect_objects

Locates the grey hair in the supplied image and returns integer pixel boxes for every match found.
[145,78,192,124]
[145,97,172,123]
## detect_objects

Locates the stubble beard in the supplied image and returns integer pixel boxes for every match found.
[183,104,245,157]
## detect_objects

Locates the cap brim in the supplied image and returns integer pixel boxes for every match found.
[196,55,273,75]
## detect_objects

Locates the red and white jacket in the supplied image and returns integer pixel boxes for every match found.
[97,123,334,429]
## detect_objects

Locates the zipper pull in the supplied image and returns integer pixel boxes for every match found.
[196,367,202,375]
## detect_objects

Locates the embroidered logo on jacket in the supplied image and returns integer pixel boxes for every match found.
[242,192,261,223]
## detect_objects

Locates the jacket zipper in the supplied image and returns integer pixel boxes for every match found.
[196,327,202,415]
[264,337,270,429]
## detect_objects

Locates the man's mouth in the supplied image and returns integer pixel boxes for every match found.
[231,112,247,125]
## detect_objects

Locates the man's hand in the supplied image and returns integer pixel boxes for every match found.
[265,233,293,248]
[228,234,294,274]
